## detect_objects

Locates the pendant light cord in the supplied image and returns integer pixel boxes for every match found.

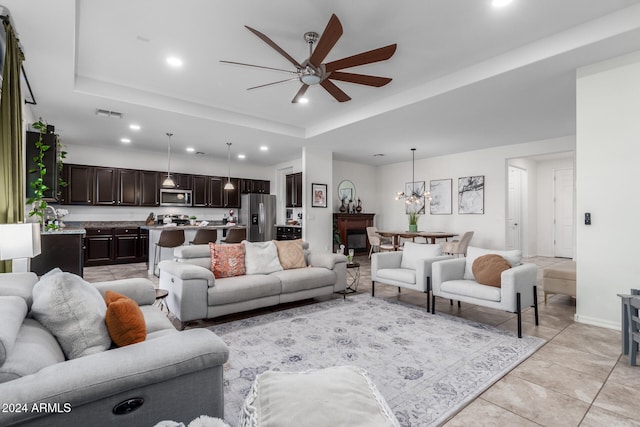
[166,132,173,177]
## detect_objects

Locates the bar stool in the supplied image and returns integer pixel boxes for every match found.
[190,229,217,245]
[221,228,246,244]
[153,229,185,276]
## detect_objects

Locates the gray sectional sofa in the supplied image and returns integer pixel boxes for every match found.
[158,243,347,324]
[0,272,229,426]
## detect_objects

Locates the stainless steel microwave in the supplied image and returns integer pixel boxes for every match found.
[160,189,192,207]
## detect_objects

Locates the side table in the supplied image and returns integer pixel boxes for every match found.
[155,288,169,313]
[346,262,361,293]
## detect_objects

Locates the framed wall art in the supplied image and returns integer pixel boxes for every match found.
[311,183,328,208]
[404,181,426,214]
[458,176,484,214]
[430,179,452,215]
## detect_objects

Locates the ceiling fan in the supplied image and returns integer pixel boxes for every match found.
[221,14,397,103]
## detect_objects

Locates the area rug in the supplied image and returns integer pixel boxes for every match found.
[209,295,545,427]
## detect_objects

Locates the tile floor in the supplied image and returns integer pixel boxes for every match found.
[85,255,640,426]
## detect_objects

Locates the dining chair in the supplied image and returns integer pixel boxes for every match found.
[628,296,640,366]
[366,227,394,258]
[441,231,474,257]
[190,228,218,245]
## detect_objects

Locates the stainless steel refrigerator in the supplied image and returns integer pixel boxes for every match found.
[240,194,277,242]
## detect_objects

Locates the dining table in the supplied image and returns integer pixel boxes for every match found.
[377,231,458,250]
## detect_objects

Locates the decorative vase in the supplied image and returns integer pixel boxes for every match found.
[356,199,362,213]
[409,224,418,232]
[339,200,347,212]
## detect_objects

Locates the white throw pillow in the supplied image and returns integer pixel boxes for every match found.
[31,269,111,359]
[242,240,283,275]
[464,246,522,280]
[400,242,442,270]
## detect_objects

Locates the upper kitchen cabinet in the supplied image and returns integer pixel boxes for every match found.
[26,131,60,202]
[241,179,270,194]
[171,173,192,190]
[61,164,93,205]
[285,172,303,207]
[192,175,209,207]
[117,169,140,206]
[94,167,118,205]
[140,170,159,207]
[223,178,241,208]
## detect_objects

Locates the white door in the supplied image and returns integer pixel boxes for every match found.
[506,166,524,252]
[554,168,574,258]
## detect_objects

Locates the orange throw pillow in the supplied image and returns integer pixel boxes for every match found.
[104,290,146,347]
[472,254,511,287]
[209,243,246,279]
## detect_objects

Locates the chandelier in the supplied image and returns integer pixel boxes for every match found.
[395,148,431,208]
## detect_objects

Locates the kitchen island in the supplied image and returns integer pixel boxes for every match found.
[31,227,86,277]
[141,224,246,275]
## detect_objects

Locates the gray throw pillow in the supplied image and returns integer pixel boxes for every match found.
[31,269,111,359]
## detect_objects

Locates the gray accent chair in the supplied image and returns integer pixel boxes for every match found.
[371,242,452,311]
[431,246,539,338]
[0,272,229,426]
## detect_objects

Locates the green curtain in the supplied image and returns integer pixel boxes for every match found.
[0,18,25,273]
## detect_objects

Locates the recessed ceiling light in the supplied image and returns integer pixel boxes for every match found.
[166,56,183,67]
[237,154,246,159]
[260,146,268,151]
[373,153,385,157]
[492,0,513,7]
[129,124,141,131]
[186,147,195,153]
[120,138,131,144]
[298,98,309,104]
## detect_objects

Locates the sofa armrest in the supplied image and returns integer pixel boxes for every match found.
[414,255,455,289]
[500,263,538,312]
[159,260,215,285]
[0,329,229,426]
[307,252,347,270]
[371,251,403,273]
[432,258,466,294]
[93,278,156,306]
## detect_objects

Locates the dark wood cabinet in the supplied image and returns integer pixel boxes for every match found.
[137,229,149,262]
[117,169,139,206]
[114,228,139,263]
[30,233,84,277]
[241,179,271,194]
[84,228,114,266]
[223,177,241,208]
[276,226,302,240]
[94,167,117,205]
[208,177,224,208]
[192,175,209,207]
[26,131,60,202]
[334,213,375,254]
[61,164,93,205]
[140,171,159,206]
[173,173,192,190]
[286,172,303,207]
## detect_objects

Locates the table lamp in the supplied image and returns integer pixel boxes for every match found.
[0,223,42,272]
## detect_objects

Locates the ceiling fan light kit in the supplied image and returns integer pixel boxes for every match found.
[221,14,396,103]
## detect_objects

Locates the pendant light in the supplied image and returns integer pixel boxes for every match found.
[395,148,431,206]
[162,132,176,187]
[224,142,234,190]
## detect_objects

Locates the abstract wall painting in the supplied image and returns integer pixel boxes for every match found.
[430,179,452,215]
[458,176,484,214]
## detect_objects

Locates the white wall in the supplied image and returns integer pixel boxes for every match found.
[507,158,536,257]
[575,50,640,329]
[302,147,333,252]
[376,136,575,249]
[332,160,379,218]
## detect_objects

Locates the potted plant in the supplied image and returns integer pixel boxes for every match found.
[189,215,197,225]
[408,210,420,232]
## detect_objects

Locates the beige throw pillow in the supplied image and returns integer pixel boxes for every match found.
[472,254,511,287]
[273,239,307,270]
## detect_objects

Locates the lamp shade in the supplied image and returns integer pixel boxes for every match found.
[0,223,42,260]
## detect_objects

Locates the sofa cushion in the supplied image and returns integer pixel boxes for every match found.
[243,241,283,275]
[0,272,38,310]
[104,291,147,347]
[400,242,442,270]
[0,296,27,366]
[139,306,177,334]
[273,239,307,270]
[208,274,282,306]
[271,267,337,293]
[441,279,501,302]
[376,268,416,285]
[209,243,246,279]
[472,255,511,288]
[0,319,65,383]
[31,269,111,359]
[464,246,521,280]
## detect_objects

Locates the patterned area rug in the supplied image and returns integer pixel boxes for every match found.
[209,295,545,427]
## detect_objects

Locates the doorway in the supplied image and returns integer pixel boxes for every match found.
[506,166,526,253]
[554,168,574,258]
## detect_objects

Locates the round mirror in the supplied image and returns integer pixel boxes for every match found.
[337,180,356,202]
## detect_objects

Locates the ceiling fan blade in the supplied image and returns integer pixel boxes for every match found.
[309,14,343,67]
[328,71,392,87]
[220,60,298,75]
[291,85,309,103]
[325,44,397,72]
[247,78,300,91]
[245,25,302,69]
[320,79,351,102]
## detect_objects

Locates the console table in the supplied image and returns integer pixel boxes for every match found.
[334,213,375,254]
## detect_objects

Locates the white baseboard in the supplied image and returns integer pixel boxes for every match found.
[574,313,620,331]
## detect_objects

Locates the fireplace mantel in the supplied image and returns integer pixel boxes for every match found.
[333,213,375,254]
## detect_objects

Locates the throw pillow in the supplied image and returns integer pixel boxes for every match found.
[464,246,522,280]
[209,243,246,279]
[243,241,283,275]
[273,239,307,270]
[400,242,442,270]
[472,254,511,287]
[31,269,111,359]
[104,291,146,347]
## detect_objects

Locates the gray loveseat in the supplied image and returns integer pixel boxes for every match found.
[158,243,347,325]
[0,272,229,426]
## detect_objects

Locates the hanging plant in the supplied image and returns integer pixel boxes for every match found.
[27,118,58,231]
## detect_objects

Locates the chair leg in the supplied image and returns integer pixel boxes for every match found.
[426,277,431,312]
[516,292,522,338]
[153,244,160,277]
[431,293,436,315]
[450,299,453,305]
[458,301,461,308]
[398,287,402,294]
[533,285,539,325]
[371,281,375,297]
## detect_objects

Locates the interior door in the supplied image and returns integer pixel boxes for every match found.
[506,166,524,251]
[554,168,574,258]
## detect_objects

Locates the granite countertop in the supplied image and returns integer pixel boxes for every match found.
[275,224,303,228]
[140,224,246,230]
[41,227,86,235]
[64,221,146,228]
